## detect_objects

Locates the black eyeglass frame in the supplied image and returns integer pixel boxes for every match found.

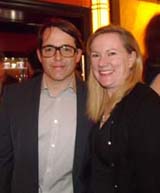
[41,44,78,58]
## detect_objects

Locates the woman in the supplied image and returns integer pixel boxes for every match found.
[143,14,160,95]
[84,25,160,193]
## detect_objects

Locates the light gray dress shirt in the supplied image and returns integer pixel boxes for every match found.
[38,78,77,193]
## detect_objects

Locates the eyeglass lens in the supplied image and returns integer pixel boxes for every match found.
[41,45,77,57]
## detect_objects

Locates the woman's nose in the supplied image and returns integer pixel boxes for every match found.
[98,55,108,67]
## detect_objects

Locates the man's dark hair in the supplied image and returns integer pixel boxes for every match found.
[28,49,43,73]
[37,18,83,51]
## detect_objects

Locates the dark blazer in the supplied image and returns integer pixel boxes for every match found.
[0,74,93,193]
[84,83,160,193]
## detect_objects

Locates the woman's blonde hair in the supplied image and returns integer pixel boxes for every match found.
[87,25,143,122]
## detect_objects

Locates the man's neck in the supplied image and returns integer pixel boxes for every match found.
[43,73,75,97]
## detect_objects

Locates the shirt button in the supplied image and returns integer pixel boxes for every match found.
[46,168,51,173]
[114,184,118,188]
[111,120,114,124]
[108,140,112,146]
[54,119,58,124]
[51,144,55,148]
[111,162,115,167]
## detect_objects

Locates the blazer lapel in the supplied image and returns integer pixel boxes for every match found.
[29,75,42,180]
[73,78,89,182]
[22,75,42,191]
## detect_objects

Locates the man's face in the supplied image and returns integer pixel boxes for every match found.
[37,27,82,84]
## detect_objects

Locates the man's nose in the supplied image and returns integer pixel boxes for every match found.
[54,49,62,60]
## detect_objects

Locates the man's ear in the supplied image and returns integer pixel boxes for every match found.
[36,49,42,63]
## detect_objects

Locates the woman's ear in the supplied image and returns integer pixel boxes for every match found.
[76,49,83,63]
[128,51,136,69]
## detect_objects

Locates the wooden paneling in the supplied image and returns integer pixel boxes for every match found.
[39,0,91,8]
[110,0,120,25]
[0,32,37,53]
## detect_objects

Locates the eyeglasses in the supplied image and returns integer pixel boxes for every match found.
[41,44,77,58]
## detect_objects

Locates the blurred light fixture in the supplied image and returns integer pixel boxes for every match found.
[0,8,23,21]
[91,0,110,32]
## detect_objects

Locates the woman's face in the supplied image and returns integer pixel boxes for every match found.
[90,32,135,96]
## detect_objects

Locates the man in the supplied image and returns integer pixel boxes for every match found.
[0,18,93,193]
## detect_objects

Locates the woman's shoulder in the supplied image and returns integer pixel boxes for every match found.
[127,83,160,115]
[119,83,160,117]
[130,82,159,100]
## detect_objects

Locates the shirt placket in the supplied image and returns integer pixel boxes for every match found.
[41,111,59,192]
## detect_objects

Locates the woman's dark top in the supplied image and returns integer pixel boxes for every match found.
[85,83,160,193]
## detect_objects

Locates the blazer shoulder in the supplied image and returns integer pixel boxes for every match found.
[2,74,42,103]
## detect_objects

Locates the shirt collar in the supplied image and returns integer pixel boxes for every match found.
[41,73,76,96]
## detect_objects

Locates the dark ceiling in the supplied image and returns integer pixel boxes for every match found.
[0,0,91,35]
[0,0,92,59]
[0,6,57,34]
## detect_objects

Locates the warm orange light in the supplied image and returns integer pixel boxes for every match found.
[91,0,110,32]
[131,1,160,53]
